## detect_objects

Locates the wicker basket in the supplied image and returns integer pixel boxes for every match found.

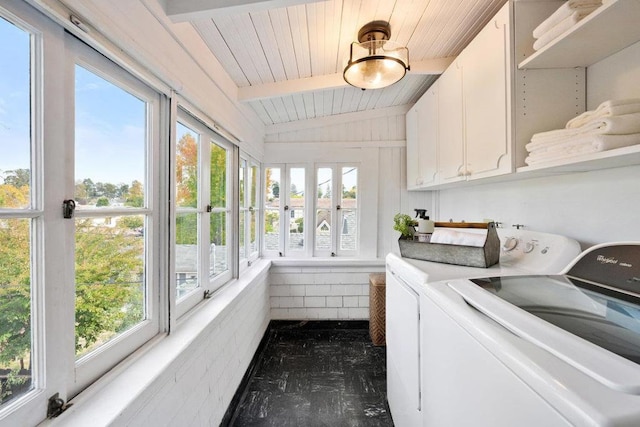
[369,272,386,346]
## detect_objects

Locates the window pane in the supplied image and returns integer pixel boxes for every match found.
[0,18,31,209]
[264,167,280,251]
[340,167,357,251]
[176,122,198,208]
[250,209,257,254]
[340,210,357,251]
[315,168,332,251]
[175,212,198,298]
[288,168,305,251]
[239,159,246,207]
[0,219,33,406]
[74,65,146,209]
[210,142,227,208]
[210,212,227,277]
[250,165,258,207]
[75,216,145,359]
[239,210,246,260]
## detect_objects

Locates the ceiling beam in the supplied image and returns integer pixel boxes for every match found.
[164,0,326,22]
[238,57,456,102]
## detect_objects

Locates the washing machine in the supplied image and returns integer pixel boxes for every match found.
[420,242,640,426]
[386,227,582,427]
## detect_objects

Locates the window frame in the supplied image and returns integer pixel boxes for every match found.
[311,162,362,257]
[262,164,314,258]
[0,3,62,425]
[172,106,233,319]
[238,153,260,270]
[67,34,164,396]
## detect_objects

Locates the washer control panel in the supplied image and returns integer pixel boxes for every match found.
[496,229,581,273]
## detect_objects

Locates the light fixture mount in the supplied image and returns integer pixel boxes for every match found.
[343,20,409,90]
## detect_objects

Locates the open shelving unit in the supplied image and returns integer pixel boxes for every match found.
[519,0,640,69]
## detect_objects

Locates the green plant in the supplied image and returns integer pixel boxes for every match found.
[393,213,416,239]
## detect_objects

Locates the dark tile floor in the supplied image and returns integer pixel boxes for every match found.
[225,321,394,427]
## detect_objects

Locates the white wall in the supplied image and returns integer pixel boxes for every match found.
[436,40,640,249]
[269,263,385,320]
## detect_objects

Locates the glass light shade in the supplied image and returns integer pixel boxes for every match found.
[343,40,409,90]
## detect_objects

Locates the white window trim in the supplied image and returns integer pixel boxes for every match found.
[312,163,360,257]
[238,153,261,271]
[67,34,164,397]
[173,106,234,319]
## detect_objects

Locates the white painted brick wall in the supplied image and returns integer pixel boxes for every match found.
[269,265,384,320]
[123,275,270,426]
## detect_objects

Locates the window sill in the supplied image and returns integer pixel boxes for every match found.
[41,259,271,427]
[269,258,385,268]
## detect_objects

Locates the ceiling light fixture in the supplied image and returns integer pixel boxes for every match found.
[343,20,409,90]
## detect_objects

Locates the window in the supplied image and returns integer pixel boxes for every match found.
[173,108,232,316]
[1,1,250,422]
[0,2,166,421]
[314,165,359,256]
[0,12,36,409]
[239,154,259,268]
[264,164,358,257]
[69,35,162,393]
[263,166,281,254]
[263,165,309,257]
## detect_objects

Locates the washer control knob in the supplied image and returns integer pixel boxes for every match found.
[502,237,518,252]
[524,241,535,253]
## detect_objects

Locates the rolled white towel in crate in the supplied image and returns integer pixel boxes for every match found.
[430,229,487,247]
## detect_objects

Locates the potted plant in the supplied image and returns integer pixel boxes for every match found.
[393,213,416,240]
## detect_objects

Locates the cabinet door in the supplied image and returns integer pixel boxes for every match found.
[437,61,465,184]
[405,104,420,189]
[417,83,439,186]
[463,3,511,179]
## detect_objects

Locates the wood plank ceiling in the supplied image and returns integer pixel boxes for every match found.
[172,0,508,126]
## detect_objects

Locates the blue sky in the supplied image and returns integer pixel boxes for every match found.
[1,16,147,187]
[0,16,30,180]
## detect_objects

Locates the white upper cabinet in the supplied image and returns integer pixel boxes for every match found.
[406,82,439,189]
[460,6,510,180]
[437,62,465,184]
[406,0,587,190]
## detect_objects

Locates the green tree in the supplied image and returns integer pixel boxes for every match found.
[0,185,32,403]
[210,144,227,246]
[83,178,96,198]
[96,197,110,207]
[75,180,89,205]
[74,218,144,354]
[2,169,30,188]
[125,180,144,207]
[176,133,198,208]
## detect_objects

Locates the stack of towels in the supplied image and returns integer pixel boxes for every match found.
[532,0,603,51]
[525,98,640,166]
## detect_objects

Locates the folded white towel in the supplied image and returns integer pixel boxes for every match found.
[567,99,640,128]
[430,229,487,247]
[533,1,602,39]
[533,6,600,51]
[527,112,640,151]
[525,133,640,165]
